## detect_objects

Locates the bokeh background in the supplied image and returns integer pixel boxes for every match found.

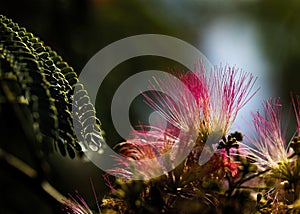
[1,0,300,213]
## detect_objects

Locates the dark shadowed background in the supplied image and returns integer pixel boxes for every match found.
[0,0,300,213]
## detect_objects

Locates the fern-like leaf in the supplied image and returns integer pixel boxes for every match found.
[0,14,104,158]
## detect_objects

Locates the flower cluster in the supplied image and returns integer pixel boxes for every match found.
[238,96,300,212]
[63,63,300,213]
[107,63,258,181]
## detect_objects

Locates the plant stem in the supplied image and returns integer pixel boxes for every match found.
[236,168,271,188]
[0,147,67,203]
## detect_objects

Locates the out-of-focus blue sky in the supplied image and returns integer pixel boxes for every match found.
[201,13,273,135]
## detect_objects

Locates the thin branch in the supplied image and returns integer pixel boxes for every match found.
[0,147,67,204]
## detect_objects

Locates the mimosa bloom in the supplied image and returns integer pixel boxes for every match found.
[242,98,292,170]
[219,148,240,178]
[145,63,258,138]
[62,192,94,214]
[108,128,193,180]
[110,63,258,180]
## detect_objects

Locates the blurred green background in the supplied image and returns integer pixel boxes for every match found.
[0,0,300,213]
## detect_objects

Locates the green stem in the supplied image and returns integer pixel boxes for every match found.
[226,168,270,198]
[236,168,271,189]
[0,148,67,203]
[1,80,49,179]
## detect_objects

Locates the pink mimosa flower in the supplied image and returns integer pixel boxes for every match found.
[110,62,258,180]
[219,148,240,178]
[145,63,258,138]
[243,98,292,170]
[108,127,193,180]
[62,192,95,214]
[63,181,100,214]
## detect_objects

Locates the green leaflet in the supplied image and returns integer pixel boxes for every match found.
[0,15,104,158]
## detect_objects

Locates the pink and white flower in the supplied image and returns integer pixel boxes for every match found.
[110,62,258,180]
[242,98,292,170]
[145,63,258,138]
[62,192,95,214]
